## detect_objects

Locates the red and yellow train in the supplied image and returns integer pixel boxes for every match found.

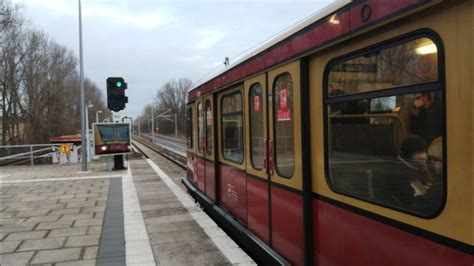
[183,1,474,265]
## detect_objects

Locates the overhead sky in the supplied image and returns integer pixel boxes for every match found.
[12,0,334,118]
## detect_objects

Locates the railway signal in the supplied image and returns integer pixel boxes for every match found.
[107,77,128,112]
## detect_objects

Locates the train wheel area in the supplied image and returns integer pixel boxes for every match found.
[0,144,254,265]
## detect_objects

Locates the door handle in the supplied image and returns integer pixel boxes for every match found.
[269,139,273,175]
[263,139,267,173]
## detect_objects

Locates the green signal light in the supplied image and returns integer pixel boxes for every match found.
[116,81,123,88]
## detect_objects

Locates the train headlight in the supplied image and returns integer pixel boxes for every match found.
[127,145,131,150]
[101,145,107,151]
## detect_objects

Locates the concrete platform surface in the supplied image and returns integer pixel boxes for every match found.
[1,158,255,265]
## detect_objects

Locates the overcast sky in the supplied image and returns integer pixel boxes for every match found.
[12,0,334,118]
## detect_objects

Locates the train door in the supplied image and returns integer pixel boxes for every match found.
[267,61,304,265]
[217,86,248,224]
[196,99,206,193]
[244,74,270,243]
[203,95,216,201]
[186,103,197,186]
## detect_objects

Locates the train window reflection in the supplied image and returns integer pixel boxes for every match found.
[222,92,243,163]
[249,83,263,170]
[370,96,396,113]
[326,35,444,217]
[205,100,213,154]
[198,102,203,152]
[116,125,130,141]
[98,125,115,142]
[187,107,193,148]
[327,90,444,216]
[273,73,294,178]
[328,37,438,96]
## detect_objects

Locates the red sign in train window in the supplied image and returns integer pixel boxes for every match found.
[254,95,260,112]
[277,89,291,121]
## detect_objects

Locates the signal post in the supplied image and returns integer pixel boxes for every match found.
[106,77,129,170]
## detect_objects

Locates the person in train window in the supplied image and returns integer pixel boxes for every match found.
[410,92,441,143]
[328,88,346,115]
[410,137,443,214]
[383,136,432,207]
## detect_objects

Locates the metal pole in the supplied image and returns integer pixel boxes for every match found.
[151,106,155,143]
[175,113,178,139]
[78,0,87,171]
[96,111,101,123]
[85,106,89,162]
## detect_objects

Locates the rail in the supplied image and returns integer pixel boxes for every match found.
[132,137,186,169]
[140,133,187,157]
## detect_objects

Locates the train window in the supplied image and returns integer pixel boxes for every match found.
[325,33,444,217]
[187,107,193,148]
[98,125,115,142]
[249,83,263,170]
[328,37,438,96]
[273,73,295,178]
[205,100,212,155]
[116,125,130,141]
[197,102,203,152]
[221,92,243,163]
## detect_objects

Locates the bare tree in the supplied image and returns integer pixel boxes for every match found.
[1,0,110,145]
[154,78,192,137]
[0,0,25,145]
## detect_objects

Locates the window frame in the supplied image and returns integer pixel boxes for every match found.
[197,101,203,153]
[187,105,193,149]
[323,29,447,219]
[220,90,244,164]
[272,72,295,179]
[205,99,213,155]
[248,82,264,170]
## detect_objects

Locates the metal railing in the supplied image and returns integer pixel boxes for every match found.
[0,143,73,166]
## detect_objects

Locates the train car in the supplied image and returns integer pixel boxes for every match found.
[183,1,474,265]
[93,123,131,156]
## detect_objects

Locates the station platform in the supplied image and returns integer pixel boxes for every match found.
[0,156,255,265]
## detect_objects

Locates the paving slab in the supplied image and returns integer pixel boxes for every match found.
[65,235,100,247]
[48,227,88,237]
[83,246,99,259]
[17,237,66,251]
[0,240,21,254]
[0,251,35,265]
[30,247,81,264]
[36,220,73,230]
[5,230,48,241]
[73,218,103,227]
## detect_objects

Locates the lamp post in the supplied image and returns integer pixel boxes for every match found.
[96,110,102,123]
[78,0,87,170]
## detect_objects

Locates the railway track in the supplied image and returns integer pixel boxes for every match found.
[139,133,186,157]
[132,136,186,169]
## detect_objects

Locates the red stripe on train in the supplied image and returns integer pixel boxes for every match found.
[313,199,473,265]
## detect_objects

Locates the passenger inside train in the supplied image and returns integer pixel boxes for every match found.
[326,36,443,216]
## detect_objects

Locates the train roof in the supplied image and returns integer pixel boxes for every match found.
[187,0,438,102]
[190,0,351,91]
